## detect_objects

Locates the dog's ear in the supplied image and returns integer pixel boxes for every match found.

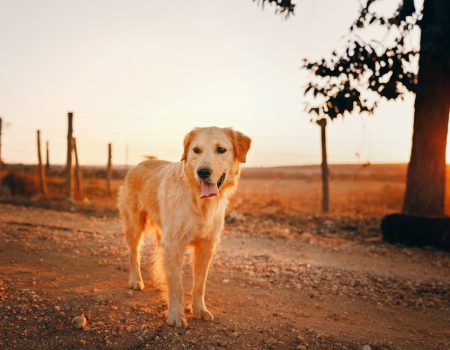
[227,129,252,163]
[181,129,196,161]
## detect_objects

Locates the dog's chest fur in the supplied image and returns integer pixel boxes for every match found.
[150,161,233,244]
[183,197,228,242]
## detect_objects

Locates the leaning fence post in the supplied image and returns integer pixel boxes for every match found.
[107,143,112,196]
[317,118,330,213]
[36,130,48,197]
[0,117,3,169]
[45,141,50,175]
[66,112,73,199]
[72,137,83,200]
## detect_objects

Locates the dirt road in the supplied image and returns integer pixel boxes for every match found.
[0,203,449,349]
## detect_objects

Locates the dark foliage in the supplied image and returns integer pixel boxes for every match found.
[253,0,295,18]
[302,0,421,120]
[1,172,39,197]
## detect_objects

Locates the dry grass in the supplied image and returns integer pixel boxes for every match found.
[229,178,405,217]
[2,163,450,218]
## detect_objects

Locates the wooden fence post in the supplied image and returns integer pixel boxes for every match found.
[45,141,50,175]
[107,143,112,196]
[36,130,48,197]
[72,137,83,200]
[317,118,330,213]
[0,117,3,169]
[66,112,73,199]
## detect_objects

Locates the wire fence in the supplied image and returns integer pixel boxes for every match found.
[0,109,380,180]
[0,113,327,167]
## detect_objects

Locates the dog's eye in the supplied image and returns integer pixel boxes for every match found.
[217,147,227,154]
[193,147,202,154]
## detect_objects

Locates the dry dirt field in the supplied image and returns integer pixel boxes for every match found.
[0,164,449,350]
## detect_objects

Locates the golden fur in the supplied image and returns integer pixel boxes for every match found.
[117,127,251,327]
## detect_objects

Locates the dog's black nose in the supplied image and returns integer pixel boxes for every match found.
[197,168,212,180]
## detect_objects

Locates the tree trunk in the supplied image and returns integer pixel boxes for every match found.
[402,0,450,216]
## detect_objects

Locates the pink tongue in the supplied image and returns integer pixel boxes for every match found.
[200,182,219,199]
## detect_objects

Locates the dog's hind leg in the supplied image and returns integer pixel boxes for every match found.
[125,210,147,291]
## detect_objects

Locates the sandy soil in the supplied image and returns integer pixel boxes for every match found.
[0,203,449,350]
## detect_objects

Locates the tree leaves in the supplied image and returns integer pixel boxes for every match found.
[303,0,420,120]
[253,0,295,18]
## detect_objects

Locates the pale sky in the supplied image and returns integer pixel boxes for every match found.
[0,0,424,167]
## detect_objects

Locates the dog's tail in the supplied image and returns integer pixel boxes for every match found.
[151,243,169,302]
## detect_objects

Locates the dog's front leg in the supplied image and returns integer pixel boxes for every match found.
[191,239,216,321]
[162,243,187,327]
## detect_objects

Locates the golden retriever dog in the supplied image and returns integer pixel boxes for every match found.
[117,127,251,327]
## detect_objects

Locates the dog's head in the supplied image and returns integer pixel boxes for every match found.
[181,127,251,199]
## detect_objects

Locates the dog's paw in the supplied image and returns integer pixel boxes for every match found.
[193,307,214,321]
[128,279,145,291]
[168,313,187,328]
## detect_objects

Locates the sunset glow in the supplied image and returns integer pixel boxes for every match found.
[0,0,423,167]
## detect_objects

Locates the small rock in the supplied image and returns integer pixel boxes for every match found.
[230,331,239,338]
[54,305,61,312]
[222,279,230,284]
[362,345,371,350]
[217,340,227,347]
[72,314,88,329]
[79,339,86,345]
